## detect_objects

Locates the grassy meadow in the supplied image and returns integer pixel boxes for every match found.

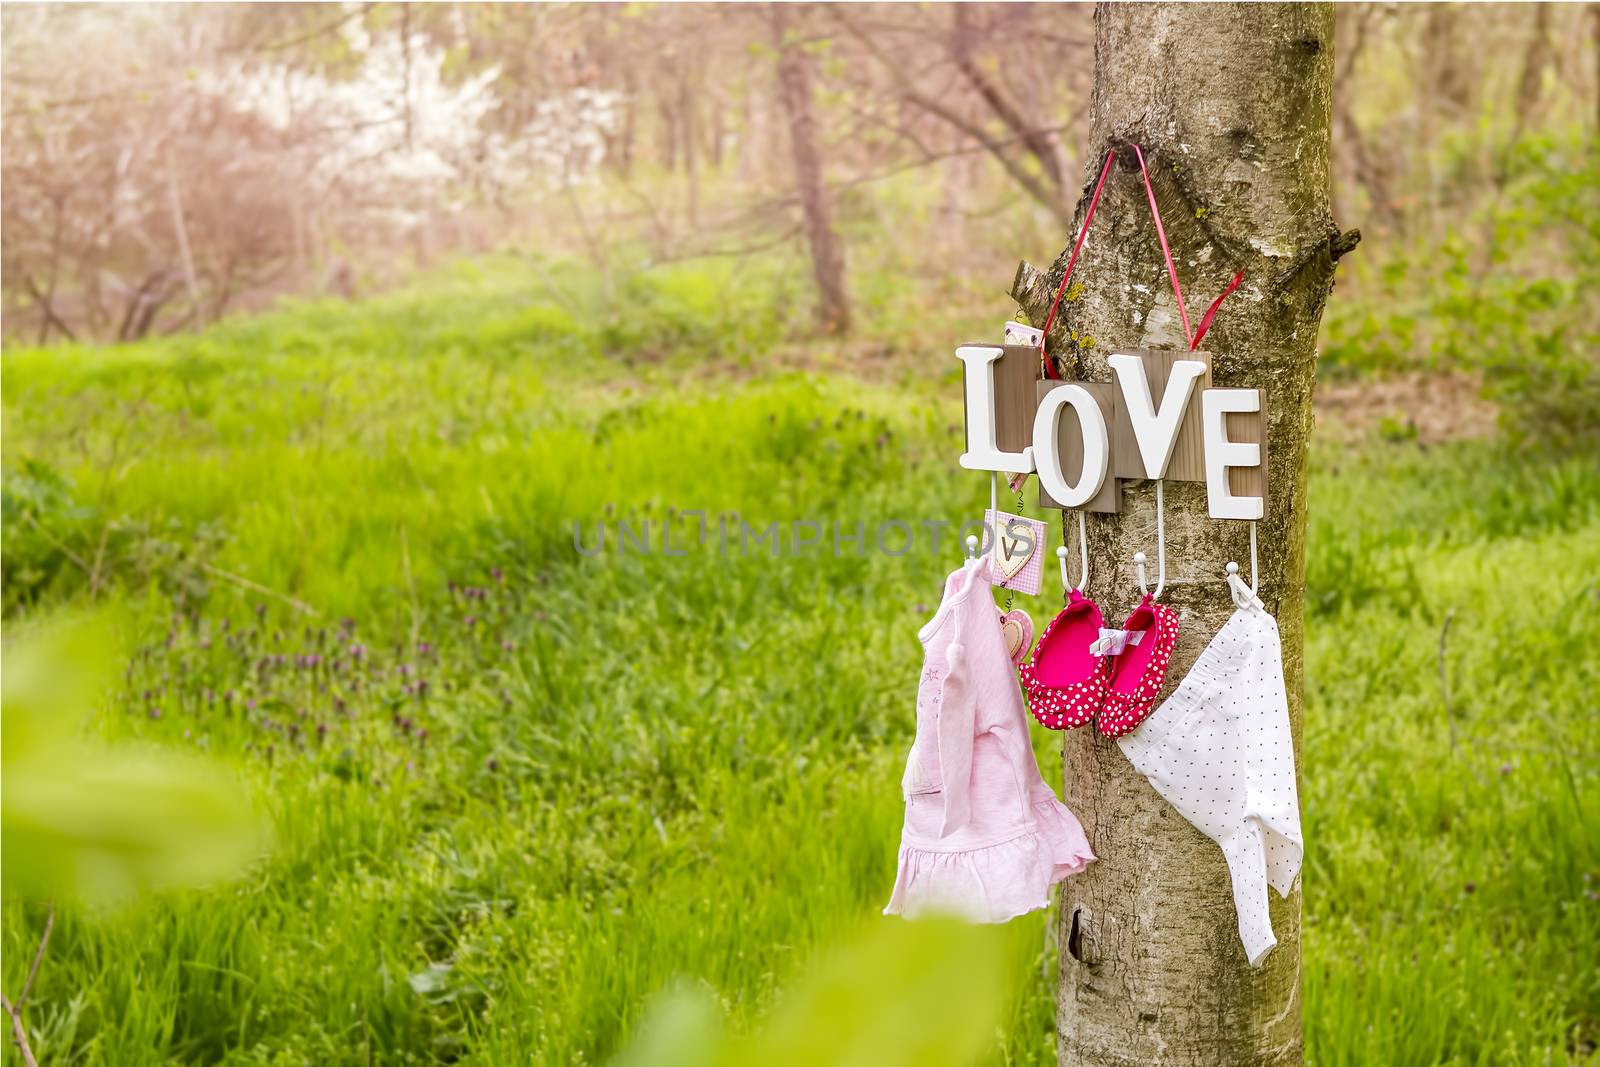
[2,252,1598,1065]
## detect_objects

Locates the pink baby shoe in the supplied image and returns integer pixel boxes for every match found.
[1097,595,1179,738]
[1019,590,1110,730]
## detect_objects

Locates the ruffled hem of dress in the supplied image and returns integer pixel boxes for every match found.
[1029,795,1096,880]
[883,802,1094,925]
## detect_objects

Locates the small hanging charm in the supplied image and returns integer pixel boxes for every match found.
[999,608,1033,665]
[984,508,1046,598]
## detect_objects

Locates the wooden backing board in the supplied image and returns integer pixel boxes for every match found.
[1035,380,1120,513]
[995,344,1042,454]
[1110,349,1213,481]
[1224,389,1268,507]
[959,343,1041,457]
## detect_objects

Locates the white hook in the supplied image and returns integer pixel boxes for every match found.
[1057,510,1089,594]
[984,471,1000,561]
[1154,480,1167,599]
[964,471,1004,562]
[1133,480,1168,599]
[1247,519,1257,595]
[1226,521,1261,610]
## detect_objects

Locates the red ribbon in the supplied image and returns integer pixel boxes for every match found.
[1190,270,1244,352]
[1035,144,1243,374]
[1038,152,1115,380]
[1132,143,1195,348]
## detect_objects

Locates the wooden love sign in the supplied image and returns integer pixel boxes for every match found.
[958,344,1267,520]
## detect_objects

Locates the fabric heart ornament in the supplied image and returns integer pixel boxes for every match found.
[999,609,1033,666]
[983,510,1046,596]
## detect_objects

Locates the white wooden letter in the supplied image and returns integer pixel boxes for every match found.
[957,344,1034,474]
[1109,353,1207,479]
[1201,388,1265,520]
[1033,384,1109,509]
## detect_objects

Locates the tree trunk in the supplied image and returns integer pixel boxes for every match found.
[618,66,638,178]
[658,87,679,172]
[680,68,700,227]
[1010,5,1357,1064]
[772,4,850,335]
[708,86,726,169]
[1332,5,1399,236]
[1593,4,1600,132]
[1509,4,1552,148]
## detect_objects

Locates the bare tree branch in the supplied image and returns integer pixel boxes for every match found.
[1,906,54,1067]
[831,7,1071,226]
[0,996,38,1067]
[950,6,1068,192]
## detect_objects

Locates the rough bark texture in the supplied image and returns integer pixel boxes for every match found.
[1009,6,1357,1065]
[772,4,851,335]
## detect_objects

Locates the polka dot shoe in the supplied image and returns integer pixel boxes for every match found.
[1018,589,1111,731]
[1097,595,1179,738]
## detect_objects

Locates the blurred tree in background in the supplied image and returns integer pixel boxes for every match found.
[1,1,1595,432]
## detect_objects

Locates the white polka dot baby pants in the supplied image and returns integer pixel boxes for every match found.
[1116,603,1303,966]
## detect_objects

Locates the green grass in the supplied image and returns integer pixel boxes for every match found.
[3,257,1598,1065]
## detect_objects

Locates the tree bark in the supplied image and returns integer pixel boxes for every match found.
[771,4,850,335]
[1011,5,1356,1064]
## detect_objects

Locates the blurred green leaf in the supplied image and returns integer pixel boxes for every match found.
[735,918,1011,1067]
[613,918,1014,1067]
[610,985,723,1067]
[2,617,266,908]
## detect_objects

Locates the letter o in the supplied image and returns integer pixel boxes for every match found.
[1033,384,1109,509]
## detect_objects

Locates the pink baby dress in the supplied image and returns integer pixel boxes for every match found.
[884,556,1095,923]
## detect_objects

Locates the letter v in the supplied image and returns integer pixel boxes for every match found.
[1109,353,1207,479]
